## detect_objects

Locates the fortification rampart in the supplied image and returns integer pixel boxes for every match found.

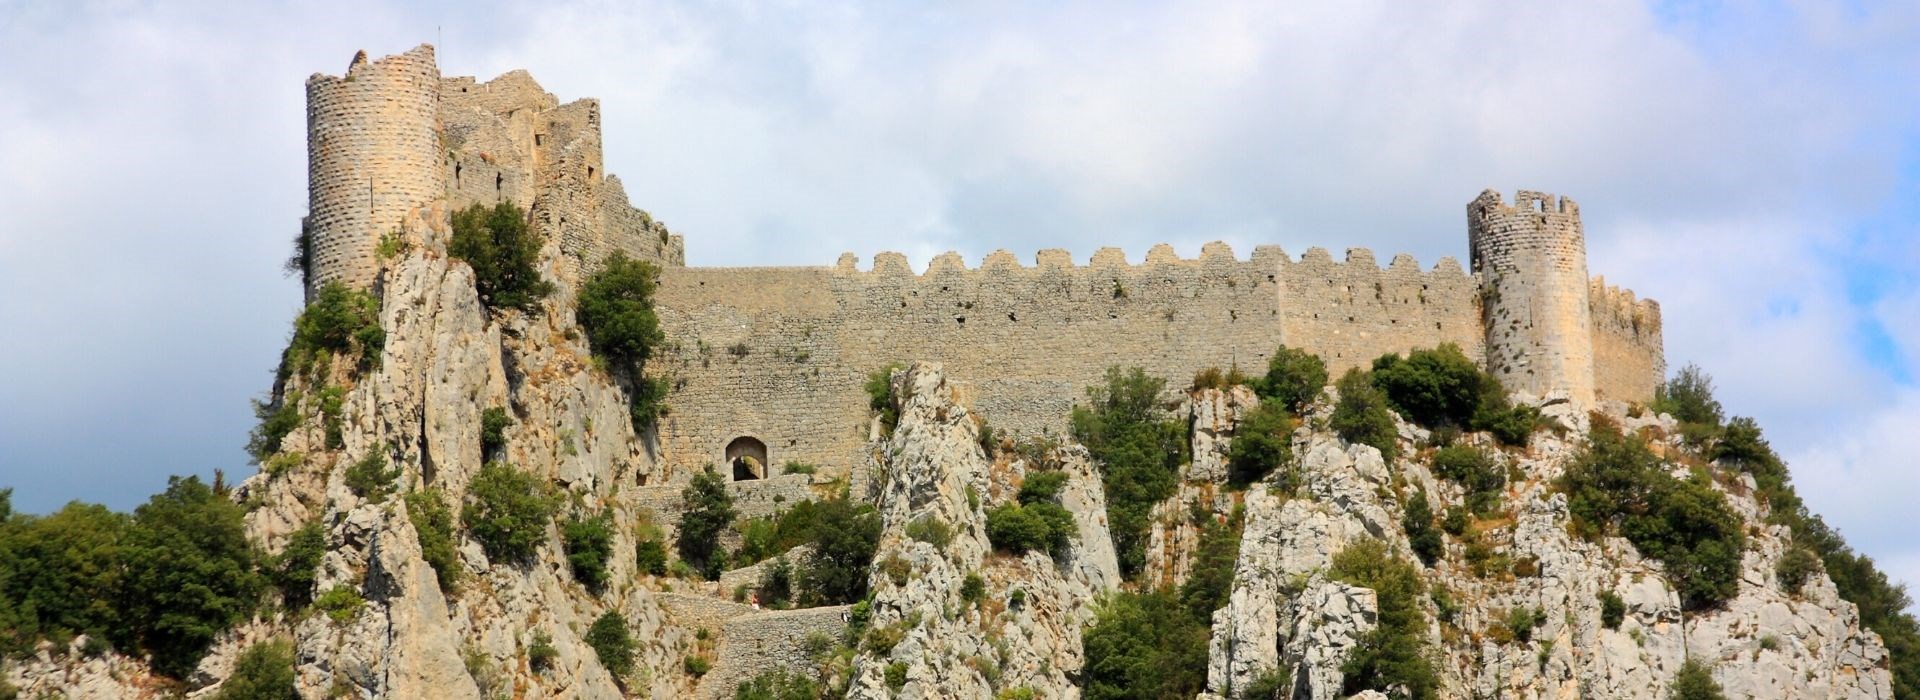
[304,46,443,296]
[1589,277,1664,402]
[300,49,1665,491]
[649,244,1485,480]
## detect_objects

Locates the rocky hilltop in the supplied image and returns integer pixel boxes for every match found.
[2,224,1900,697]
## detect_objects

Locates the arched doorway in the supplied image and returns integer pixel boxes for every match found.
[726,436,769,481]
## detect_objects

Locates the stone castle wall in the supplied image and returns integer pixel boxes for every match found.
[648,244,1484,480]
[306,47,684,299]
[304,46,443,295]
[1589,277,1665,402]
[1468,190,1598,404]
[302,48,1665,488]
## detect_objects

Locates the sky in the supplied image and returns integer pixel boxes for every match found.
[0,1,1915,603]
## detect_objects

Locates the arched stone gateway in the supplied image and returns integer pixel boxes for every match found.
[726,436,769,481]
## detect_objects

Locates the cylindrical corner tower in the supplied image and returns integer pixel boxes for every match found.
[304,45,443,296]
[1467,189,1596,405]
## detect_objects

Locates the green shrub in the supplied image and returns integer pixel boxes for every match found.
[270,522,326,609]
[120,476,263,678]
[527,630,558,673]
[480,407,512,457]
[1431,444,1504,515]
[563,511,616,593]
[1178,508,1243,623]
[733,500,823,566]
[405,488,462,593]
[905,515,954,551]
[1253,345,1328,412]
[1017,470,1070,504]
[1403,489,1442,566]
[246,393,303,464]
[1081,589,1211,700]
[865,363,905,435]
[1440,505,1470,536]
[1369,344,1537,445]
[884,661,908,690]
[677,467,735,579]
[449,202,553,311]
[214,640,297,700]
[1653,364,1724,427]
[635,538,668,576]
[985,502,1075,557]
[1242,667,1292,700]
[342,449,400,504]
[1328,540,1437,699]
[0,499,129,655]
[1671,659,1727,700]
[1497,606,1544,644]
[960,573,987,606]
[577,251,670,428]
[1775,545,1820,595]
[1331,368,1399,461]
[314,585,364,623]
[286,281,385,376]
[587,611,635,680]
[758,557,795,608]
[1228,401,1296,489]
[782,461,817,475]
[1599,590,1626,630]
[798,497,882,605]
[735,669,820,700]
[318,386,346,450]
[1071,367,1189,578]
[462,462,556,563]
[1561,424,1745,609]
[685,654,711,677]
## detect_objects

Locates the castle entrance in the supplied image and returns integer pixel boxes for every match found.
[726,436,768,481]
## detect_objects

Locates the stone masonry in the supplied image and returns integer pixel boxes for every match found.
[304,45,1664,487]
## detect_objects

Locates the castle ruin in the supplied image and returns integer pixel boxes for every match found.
[303,46,1664,483]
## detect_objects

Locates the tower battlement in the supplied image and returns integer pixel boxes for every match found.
[299,47,1664,480]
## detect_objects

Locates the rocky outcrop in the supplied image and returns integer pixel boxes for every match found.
[845,363,1117,699]
[1201,397,1895,700]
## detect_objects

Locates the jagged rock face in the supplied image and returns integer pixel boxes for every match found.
[846,363,1117,699]
[1201,396,1894,700]
[208,247,698,699]
[1144,386,1250,590]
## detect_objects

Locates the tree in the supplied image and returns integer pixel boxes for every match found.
[1071,367,1189,578]
[586,611,635,681]
[1254,345,1328,412]
[120,476,263,678]
[1178,510,1243,623]
[269,522,325,609]
[1431,444,1504,515]
[1653,364,1724,427]
[1403,489,1442,567]
[1228,401,1296,489]
[405,488,462,593]
[799,497,881,605]
[1369,343,1487,428]
[0,501,128,650]
[285,281,384,375]
[1331,369,1399,461]
[449,201,553,311]
[214,640,297,700]
[462,462,555,563]
[564,511,616,593]
[1329,540,1437,699]
[577,252,665,368]
[676,467,735,579]
[577,252,670,427]
[1081,589,1211,700]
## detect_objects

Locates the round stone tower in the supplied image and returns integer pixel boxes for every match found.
[303,45,443,296]
[1467,189,1596,406]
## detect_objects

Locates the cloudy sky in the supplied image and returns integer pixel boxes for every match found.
[1,1,1915,600]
